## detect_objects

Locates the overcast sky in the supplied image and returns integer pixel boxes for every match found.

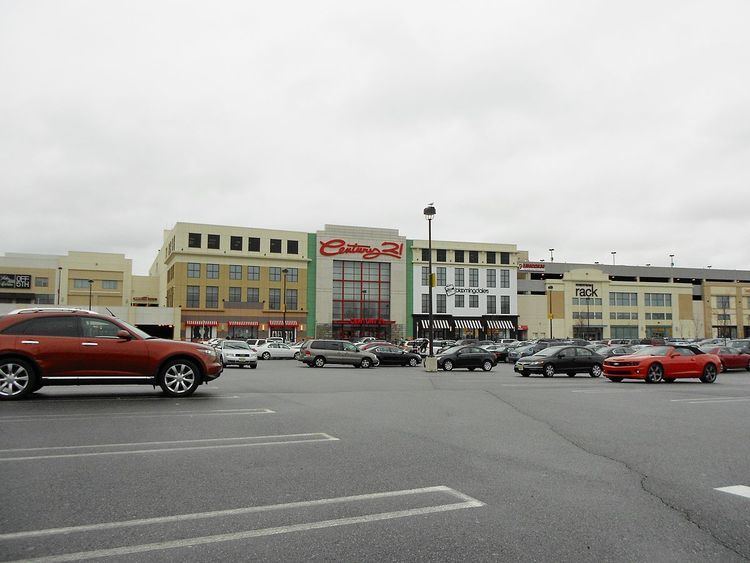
[2,1,749,274]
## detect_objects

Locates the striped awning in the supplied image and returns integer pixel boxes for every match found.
[228,321,259,327]
[455,319,483,329]
[419,319,451,329]
[486,320,515,330]
[268,320,298,327]
[185,320,218,326]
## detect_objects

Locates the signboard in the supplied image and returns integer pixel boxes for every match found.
[0,274,31,289]
[444,284,489,295]
[575,283,598,297]
[519,262,545,272]
[319,239,404,260]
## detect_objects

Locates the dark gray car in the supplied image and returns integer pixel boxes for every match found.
[299,339,379,368]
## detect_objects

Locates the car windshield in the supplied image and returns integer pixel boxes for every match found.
[630,346,670,357]
[224,341,250,350]
[439,346,462,355]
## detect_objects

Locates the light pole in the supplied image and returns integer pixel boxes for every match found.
[424,204,436,358]
[549,248,555,262]
[669,254,675,267]
[56,267,62,305]
[281,268,288,342]
[611,251,616,265]
[547,285,554,338]
[88,279,94,310]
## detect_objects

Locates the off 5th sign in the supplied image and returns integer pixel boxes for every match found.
[575,284,598,297]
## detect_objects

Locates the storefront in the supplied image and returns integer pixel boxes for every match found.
[185,319,218,341]
[227,320,259,339]
[269,320,299,342]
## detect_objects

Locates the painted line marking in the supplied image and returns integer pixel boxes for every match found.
[0,408,274,423]
[2,486,484,562]
[715,485,750,500]
[571,389,646,394]
[0,433,338,461]
[24,395,242,402]
[670,397,750,404]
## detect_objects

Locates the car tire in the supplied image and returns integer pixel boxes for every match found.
[700,363,718,384]
[609,377,623,383]
[543,363,555,378]
[664,378,675,383]
[481,360,492,372]
[521,371,529,377]
[250,364,257,369]
[294,352,301,360]
[0,358,38,401]
[645,363,663,384]
[590,364,603,378]
[158,359,201,397]
[408,357,419,367]
[567,373,576,377]
[313,356,326,368]
[262,352,271,360]
[468,367,475,371]
[443,360,454,371]
[360,358,372,369]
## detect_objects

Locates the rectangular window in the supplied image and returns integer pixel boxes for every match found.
[500,252,510,265]
[228,287,241,302]
[500,295,510,314]
[573,298,580,305]
[35,277,49,287]
[469,251,479,263]
[487,269,496,288]
[247,287,259,303]
[469,268,479,287]
[186,286,200,307]
[469,295,479,308]
[422,294,430,314]
[715,296,731,309]
[421,267,429,286]
[285,289,298,310]
[248,237,260,252]
[717,313,731,321]
[188,232,201,248]
[436,249,447,262]
[73,279,89,289]
[454,250,464,263]
[486,252,496,264]
[631,312,638,319]
[617,312,631,320]
[206,264,219,279]
[269,288,281,310]
[187,263,200,278]
[666,313,672,320]
[269,267,281,281]
[454,268,464,287]
[230,236,242,251]
[436,267,446,286]
[421,248,430,262]
[455,294,465,308]
[610,312,617,320]
[229,265,242,280]
[610,292,638,307]
[207,234,220,249]
[287,240,299,254]
[332,260,391,322]
[436,294,446,313]
[286,267,298,283]
[645,312,652,320]
[645,293,671,307]
[270,239,282,253]
[205,286,219,308]
[500,270,510,288]
[247,265,260,280]
[487,295,496,313]
[102,280,117,290]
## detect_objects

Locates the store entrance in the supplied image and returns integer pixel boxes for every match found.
[333,325,392,341]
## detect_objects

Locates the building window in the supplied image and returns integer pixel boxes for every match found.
[248,237,260,252]
[228,287,242,302]
[286,268,298,283]
[229,265,242,280]
[610,292,638,307]
[206,264,219,279]
[469,251,479,263]
[436,267,446,286]
[207,234,220,249]
[102,280,117,290]
[487,295,496,314]
[421,248,430,261]
[73,279,90,289]
[500,269,510,288]
[500,295,510,314]
[188,232,201,248]
[332,260,391,321]
[631,312,638,319]
[186,286,200,307]
[469,295,479,308]
[717,313,731,321]
[715,296,731,309]
[205,286,219,308]
[469,268,479,287]
[454,250,464,263]
[285,289,298,310]
[270,239,282,253]
[487,269,496,288]
[645,293,671,307]
[455,268,464,287]
[610,312,617,320]
[421,267,429,286]
[230,236,242,251]
[269,267,281,281]
[500,252,510,265]
[617,312,631,320]
[287,240,299,255]
[247,287,259,303]
[35,277,49,287]
[187,263,200,278]
[486,252,496,264]
[455,294,465,308]
[247,265,260,280]
[422,294,430,314]
[436,249,447,262]
[436,294,446,313]
[269,288,281,310]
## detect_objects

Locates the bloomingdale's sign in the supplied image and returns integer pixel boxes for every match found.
[445,284,489,295]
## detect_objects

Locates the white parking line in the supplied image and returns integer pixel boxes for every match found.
[0,408,274,423]
[571,389,646,394]
[2,486,484,562]
[670,397,750,404]
[715,485,750,499]
[24,395,242,402]
[0,433,338,461]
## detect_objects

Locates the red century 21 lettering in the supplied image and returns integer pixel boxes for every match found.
[319,239,404,260]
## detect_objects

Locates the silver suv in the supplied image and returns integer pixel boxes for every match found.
[299,340,379,368]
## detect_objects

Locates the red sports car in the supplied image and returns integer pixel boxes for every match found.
[700,346,750,372]
[603,345,721,384]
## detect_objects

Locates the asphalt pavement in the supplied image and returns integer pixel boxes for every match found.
[1,359,749,562]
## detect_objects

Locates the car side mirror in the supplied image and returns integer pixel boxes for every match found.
[116,330,132,340]
[669,352,679,358]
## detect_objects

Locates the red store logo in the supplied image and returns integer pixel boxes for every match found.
[319,239,404,260]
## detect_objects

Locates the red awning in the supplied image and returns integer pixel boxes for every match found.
[185,320,218,326]
[228,321,259,327]
[268,320,298,327]
[331,318,394,326]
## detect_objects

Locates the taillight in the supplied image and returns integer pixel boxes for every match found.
[304,350,311,356]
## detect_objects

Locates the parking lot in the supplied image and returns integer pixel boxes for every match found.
[1,360,749,561]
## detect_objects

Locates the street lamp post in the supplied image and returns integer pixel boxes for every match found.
[669,254,675,267]
[88,279,94,311]
[547,285,554,338]
[611,251,616,265]
[549,248,555,262]
[281,268,288,342]
[56,267,62,305]
[424,204,436,360]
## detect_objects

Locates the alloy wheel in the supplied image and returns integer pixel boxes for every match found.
[0,362,30,397]
[164,363,196,394]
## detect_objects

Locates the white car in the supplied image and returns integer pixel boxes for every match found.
[218,340,258,368]
[255,342,296,360]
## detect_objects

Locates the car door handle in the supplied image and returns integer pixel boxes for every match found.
[82,342,99,347]
[21,340,39,345]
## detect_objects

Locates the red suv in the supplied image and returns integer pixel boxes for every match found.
[0,308,223,400]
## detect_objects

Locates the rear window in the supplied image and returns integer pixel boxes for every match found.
[1,316,80,337]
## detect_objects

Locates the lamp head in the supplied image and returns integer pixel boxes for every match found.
[423,204,436,220]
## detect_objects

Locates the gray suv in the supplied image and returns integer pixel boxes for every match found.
[299,340,379,368]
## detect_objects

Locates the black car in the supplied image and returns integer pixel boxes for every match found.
[370,346,422,367]
[436,345,496,372]
[514,345,605,378]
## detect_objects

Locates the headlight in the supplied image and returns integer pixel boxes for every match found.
[527,361,543,365]
[199,348,216,358]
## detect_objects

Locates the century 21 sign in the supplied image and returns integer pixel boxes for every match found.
[575,284,598,297]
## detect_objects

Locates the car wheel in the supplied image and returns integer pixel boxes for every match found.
[293,352,301,360]
[158,359,201,397]
[521,371,530,377]
[468,367,475,371]
[250,364,257,369]
[443,359,454,371]
[360,358,372,369]
[314,356,326,368]
[481,360,492,372]
[664,378,675,383]
[609,377,623,383]
[543,363,555,378]
[700,363,718,384]
[408,357,419,367]
[645,363,663,384]
[0,358,37,400]
[262,352,271,360]
[567,373,576,377]
[590,364,603,378]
